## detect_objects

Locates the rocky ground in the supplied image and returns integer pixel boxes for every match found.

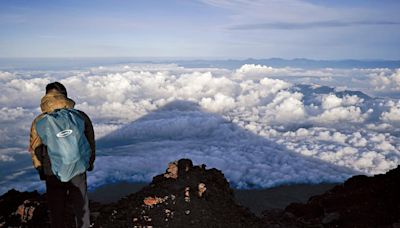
[1,159,399,227]
[93,159,260,227]
[0,190,48,228]
[261,165,400,228]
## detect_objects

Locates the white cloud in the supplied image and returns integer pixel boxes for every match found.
[348,132,368,147]
[381,102,400,123]
[321,93,364,110]
[313,106,369,124]
[321,94,343,109]
[342,95,363,106]
[93,123,121,139]
[260,77,291,93]
[0,107,26,122]
[0,71,14,81]
[0,77,51,108]
[375,141,396,152]
[266,91,306,123]
[0,154,15,162]
[200,93,236,113]
[0,63,399,194]
[371,69,400,92]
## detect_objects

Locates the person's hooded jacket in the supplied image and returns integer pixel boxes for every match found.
[29,90,95,178]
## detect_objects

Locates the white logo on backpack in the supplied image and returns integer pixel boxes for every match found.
[56,129,73,138]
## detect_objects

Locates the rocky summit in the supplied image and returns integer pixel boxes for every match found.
[93,158,260,227]
[1,159,399,227]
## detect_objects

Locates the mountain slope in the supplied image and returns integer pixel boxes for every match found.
[262,165,400,227]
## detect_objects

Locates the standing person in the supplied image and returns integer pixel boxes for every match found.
[29,82,95,228]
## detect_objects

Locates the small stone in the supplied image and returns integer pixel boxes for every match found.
[198,183,207,197]
[184,196,190,203]
[184,187,191,202]
[185,210,190,215]
[164,161,178,179]
[185,187,190,197]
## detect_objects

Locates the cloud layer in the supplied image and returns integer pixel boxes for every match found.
[0,63,399,193]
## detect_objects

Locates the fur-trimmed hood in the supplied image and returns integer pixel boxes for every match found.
[40,91,75,113]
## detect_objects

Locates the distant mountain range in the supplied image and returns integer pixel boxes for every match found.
[0,57,399,70]
[174,58,400,69]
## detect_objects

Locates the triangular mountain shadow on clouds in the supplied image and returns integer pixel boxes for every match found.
[92,100,358,190]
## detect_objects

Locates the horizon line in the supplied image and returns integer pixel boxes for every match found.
[1,56,400,62]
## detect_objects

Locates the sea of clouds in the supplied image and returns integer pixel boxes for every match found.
[0,63,399,194]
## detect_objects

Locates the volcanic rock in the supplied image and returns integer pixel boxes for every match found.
[261,165,400,227]
[93,158,261,227]
[2,161,399,227]
[0,189,49,227]
[0,188,101,228]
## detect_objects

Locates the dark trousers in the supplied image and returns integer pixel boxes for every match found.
[45,173,90,228]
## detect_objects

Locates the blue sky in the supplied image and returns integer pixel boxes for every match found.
[0,0,399,59]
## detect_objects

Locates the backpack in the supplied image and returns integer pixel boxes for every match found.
[36,108,91,182]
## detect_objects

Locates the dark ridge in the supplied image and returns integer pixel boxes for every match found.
[262,165,400,227]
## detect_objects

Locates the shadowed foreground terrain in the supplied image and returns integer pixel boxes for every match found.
[89,182,336,216]
[1,159,399,227]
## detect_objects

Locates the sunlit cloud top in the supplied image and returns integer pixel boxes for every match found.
[1,0,399,59]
